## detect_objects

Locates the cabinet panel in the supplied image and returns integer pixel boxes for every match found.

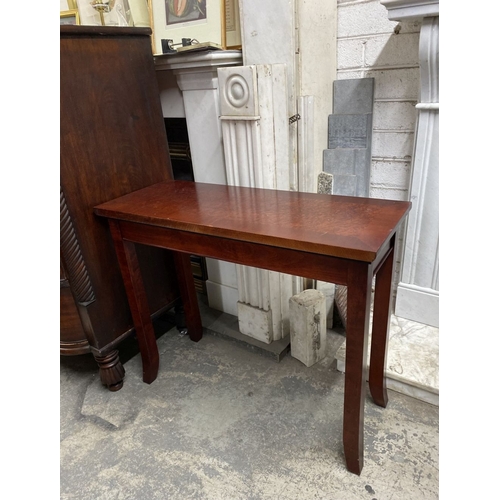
[60,26,181,390]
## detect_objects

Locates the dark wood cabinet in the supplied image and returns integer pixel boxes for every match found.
[60,25,180,390]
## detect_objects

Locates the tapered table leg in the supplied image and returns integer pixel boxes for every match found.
[108,220,159,384]
[343,261,372,475]
[173,251,203,342]
[369,240,396,408]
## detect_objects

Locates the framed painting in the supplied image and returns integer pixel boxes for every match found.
[60,9,81,25]
[151,0,224,55]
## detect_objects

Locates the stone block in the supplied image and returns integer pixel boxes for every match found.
[289,289,326,367]
[237,301,273,344]
[317,172,333,195]
[315,281,335,329]
[333,78,375,115]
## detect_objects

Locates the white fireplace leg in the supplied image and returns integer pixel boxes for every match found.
[218,64,295,343]
[155,52,244,317]
[394,15,439,327]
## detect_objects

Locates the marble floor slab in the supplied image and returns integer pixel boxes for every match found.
[335,314,439,406]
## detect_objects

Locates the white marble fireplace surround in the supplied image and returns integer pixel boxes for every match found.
[155,53,305,345]
[379,0,439,401]
[381,1,439,329]
[155,1,337,349]
[155,50,243,319]
[336,0,439,404]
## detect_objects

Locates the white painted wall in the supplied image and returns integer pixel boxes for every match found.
[337,0,421,289]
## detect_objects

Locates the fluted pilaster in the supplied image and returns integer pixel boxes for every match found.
[218,64,296,343]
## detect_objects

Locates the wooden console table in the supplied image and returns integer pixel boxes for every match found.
[94,180,411,475]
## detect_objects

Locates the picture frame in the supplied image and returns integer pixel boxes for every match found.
[224,0,241,49]
[60,9,80,25]
[150,0,225,55]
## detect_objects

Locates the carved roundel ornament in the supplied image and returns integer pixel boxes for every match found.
[225,74,250,110]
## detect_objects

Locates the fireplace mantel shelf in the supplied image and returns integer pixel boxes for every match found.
[380,0,439,20]
[154,50,243,73]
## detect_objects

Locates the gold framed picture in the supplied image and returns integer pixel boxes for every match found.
[151,0,226,55]
[60,9,81,25]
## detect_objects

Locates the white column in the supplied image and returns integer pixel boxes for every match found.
[381,0,440,327]
[155,51,243,316]
[218,64,294,343]
[395,16,439,327]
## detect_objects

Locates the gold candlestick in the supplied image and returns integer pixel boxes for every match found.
[90,0,116,26]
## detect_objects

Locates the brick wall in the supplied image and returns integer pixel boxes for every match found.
[337,0,422,288]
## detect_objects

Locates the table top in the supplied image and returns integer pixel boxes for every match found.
[94,181,411,262]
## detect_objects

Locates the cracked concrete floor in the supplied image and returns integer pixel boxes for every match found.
[60,317,438,499]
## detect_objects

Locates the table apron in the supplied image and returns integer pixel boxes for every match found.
[116,220,374,286]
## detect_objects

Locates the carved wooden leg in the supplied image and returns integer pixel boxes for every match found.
[369,241,396,408]
[173,251,203,342]
[108,220,159,384]
[343,261,372,475]
[94,350,125,391]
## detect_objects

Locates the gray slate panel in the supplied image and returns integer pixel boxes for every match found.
[322,77,375,198]
[323,148,371,197]
[332,175,357,196]
[333,78,375,115]
[328,114,372,149]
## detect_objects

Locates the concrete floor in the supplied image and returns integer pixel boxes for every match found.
[60,304,439,499]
